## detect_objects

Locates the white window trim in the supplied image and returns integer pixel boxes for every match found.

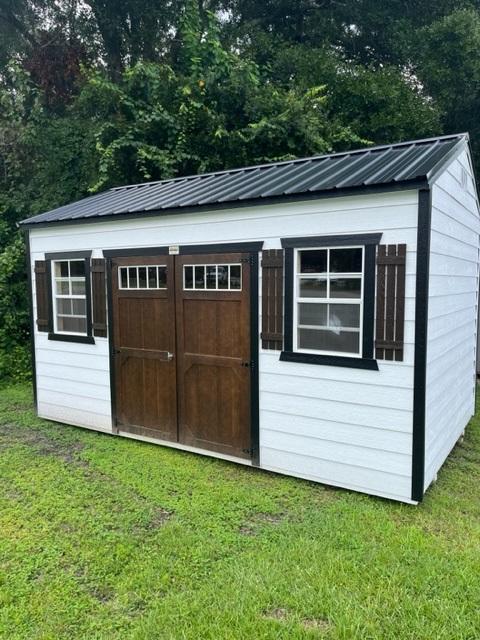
[118,265,167,290]
[51,259,88,337]
[183,263,242,291]
[292,246,364,358]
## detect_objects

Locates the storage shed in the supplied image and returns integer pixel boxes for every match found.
[20,133,480,504]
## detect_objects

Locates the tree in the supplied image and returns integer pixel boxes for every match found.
[417,9,480,161]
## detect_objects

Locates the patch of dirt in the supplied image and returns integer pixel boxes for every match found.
[301,617,331,632]
[239,511,286,535]
[263,608,331,633]
[263,607,289,621]
[0,423,86,465]
[145,506,173,529]
[3,487,24,501]
[89,584,114,603]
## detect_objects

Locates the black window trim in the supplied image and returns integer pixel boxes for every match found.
[280,234,381,370]
[45,250,95,344]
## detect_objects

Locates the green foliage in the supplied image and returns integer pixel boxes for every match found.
[417,9,480,160]
[0,1,479,382]
[77,8,362,191]
[0,234,30,382]
[0,384,480,637]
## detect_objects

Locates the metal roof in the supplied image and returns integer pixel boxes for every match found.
[20,133,468,226]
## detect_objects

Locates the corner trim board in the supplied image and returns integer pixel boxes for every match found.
[25,230,37,411]
[249,251,260,465]
[411,188,431,502]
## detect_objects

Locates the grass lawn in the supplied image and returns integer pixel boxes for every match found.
[0,385,479,639]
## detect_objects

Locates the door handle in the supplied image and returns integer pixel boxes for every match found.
[166,352,174,361]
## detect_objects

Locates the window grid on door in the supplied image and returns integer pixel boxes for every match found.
[183,264,242,291]
[119,265,167,290]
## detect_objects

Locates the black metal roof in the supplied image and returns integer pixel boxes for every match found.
[20,133,468,227]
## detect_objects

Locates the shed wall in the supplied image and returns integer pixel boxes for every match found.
[30,190,418,502]
[425,150,480,490]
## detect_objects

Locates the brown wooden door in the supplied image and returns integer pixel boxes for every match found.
[175,253,251,458]
[111,256,177,441]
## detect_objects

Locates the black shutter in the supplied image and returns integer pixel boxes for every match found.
[261,250,284,350]
[91,258,108,337]
[375,244,406,361]
[34,260,50,332]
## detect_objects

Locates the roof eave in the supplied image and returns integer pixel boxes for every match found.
[20,178,427,231]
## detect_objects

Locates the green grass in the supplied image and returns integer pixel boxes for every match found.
[0,385,479,639]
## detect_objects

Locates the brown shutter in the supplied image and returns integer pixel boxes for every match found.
[91,258,108,337]
[261,249,284,350]
[34,260,50,332]
[375,244,406,361]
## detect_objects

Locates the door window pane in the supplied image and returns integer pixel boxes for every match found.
[217,265,228,289]
[138,267,147,288]
[229,265,241,289]
[184,266,193,289]
[184,263,242,291]
[157,266,167,288]
[195,265,205,288]
[119,265,167,290]
[206,265,217,289]
[128,267,138,288]
[148,266,158,288]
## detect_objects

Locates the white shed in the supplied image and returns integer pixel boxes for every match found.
[21,133,480,504]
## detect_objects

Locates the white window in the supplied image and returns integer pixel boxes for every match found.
[119,265,167,289]
[183,264,242,291]
[52,259,88,335]
[294,246,364,357]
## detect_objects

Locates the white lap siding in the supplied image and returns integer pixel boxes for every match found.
[30,189,418,502]
[424,151,480,490]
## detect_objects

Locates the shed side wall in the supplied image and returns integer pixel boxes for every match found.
[29,190,418,502]
[425,149,480,490]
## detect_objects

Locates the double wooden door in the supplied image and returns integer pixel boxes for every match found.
[111,252,252,459]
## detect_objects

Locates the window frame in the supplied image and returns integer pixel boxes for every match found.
[293,245,364,358]
[280,234,381,370]
[118,264,168,290]
[45,251,94,344]
[182,263,243,291]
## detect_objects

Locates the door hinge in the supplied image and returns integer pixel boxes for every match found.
[242,447,256,456]
[240,255,255,266]
[241,360,255,369]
